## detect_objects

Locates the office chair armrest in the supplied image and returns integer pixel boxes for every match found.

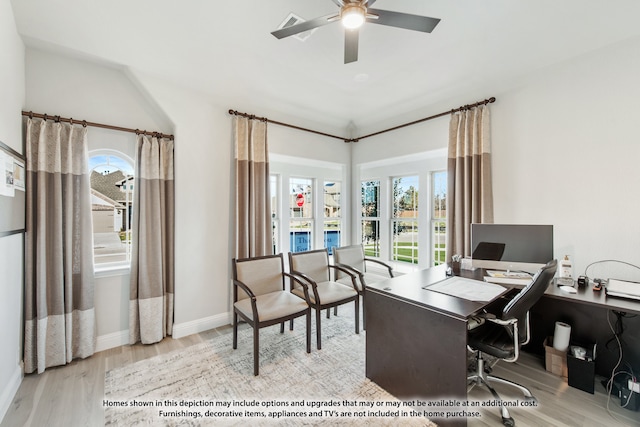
[364,258,395,277]
[485,316,521,363]
[283,272,312,302]
[485,317,517,327]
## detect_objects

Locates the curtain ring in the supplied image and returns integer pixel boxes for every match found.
[54,115,61,123]
[69,118,74,125]
[43,114,48,121]
[28,111,34,119]
[82,120,87,128]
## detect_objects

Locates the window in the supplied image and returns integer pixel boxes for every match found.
[431,171,447,266]
[323,181,341,253]
[270,175,279,254]
[391,176,419,264]
[361,180,381,257]
[89,151,134,267]
[289,177,313,253]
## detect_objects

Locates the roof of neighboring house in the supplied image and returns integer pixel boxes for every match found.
[91,188,125,211]
[91,171,129,202]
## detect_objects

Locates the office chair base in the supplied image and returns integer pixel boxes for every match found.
[468,353,536,426]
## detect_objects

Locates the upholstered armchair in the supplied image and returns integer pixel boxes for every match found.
[288,248,359,350]
[232,253,311,376]
[333,244,395,328]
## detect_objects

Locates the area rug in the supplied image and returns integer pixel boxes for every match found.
[104,307,437,426]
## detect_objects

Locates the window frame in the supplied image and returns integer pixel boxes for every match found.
[89,149,135,274]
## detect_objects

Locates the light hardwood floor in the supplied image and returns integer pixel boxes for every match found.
[1,326,639,427]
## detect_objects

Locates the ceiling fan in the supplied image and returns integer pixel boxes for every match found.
[271,0,441,64]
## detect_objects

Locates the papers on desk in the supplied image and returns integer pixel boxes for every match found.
[484,270,533,286]
[426,276,507,302]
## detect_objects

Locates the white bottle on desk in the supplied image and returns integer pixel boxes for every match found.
[558,255,574,286]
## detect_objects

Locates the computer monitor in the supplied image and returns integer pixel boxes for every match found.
[471,224,554,273]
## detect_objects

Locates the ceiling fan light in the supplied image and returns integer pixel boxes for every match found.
[341,4,366,29]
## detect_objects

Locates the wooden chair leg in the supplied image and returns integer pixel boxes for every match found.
[253,327,259,376]
[233,312,238,349]
[290,318,294,331]
[354,298,360,334]
[326,308,330,319]
[316,308,322,350]
[280,322,285,333]
[334,306,338,316]
[305,311,311,353]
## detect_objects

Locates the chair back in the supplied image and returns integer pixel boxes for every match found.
[333,245,366,278]
[233,254,285,301]
[289,249,330,283]
[502,259,557,342]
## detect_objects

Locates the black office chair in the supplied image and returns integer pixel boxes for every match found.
[467,259,557,427]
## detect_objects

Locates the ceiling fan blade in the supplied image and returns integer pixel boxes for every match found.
[330,0,344,6]
[271,13,339,39]
[344,28,359,64]
[367,8,440,33]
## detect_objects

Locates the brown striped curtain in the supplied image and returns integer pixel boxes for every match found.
[234,116,271,258]
[446,105,494,261]
[24,118,96,374]
[129,135,175,344]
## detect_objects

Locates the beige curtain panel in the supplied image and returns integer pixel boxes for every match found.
[129,135,175,345]
[24,118,96,374]
[446,105,494,261]
[234,116,271,259]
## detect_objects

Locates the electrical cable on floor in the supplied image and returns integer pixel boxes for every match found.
[604,309,636,424]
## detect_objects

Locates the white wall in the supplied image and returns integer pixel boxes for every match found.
[352,35,640,278]
[0,0,25,421]
[490,35,640,278]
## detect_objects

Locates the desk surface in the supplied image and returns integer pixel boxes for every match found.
[366,264,509,320]
[367,264,640,317]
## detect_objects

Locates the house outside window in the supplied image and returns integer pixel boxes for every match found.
[289,177,313,253]
[89,152,134,267]
[391,175,419,264]
[361,180,381,257]
[432,171,447,266]
[323,181,341,254]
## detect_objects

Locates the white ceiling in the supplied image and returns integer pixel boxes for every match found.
[10,0,640,136]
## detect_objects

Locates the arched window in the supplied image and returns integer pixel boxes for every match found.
[89,150,134,267]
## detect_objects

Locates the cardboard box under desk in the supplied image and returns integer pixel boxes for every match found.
[544,336,568,379]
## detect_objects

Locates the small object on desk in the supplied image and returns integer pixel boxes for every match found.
[593,279,603,292]
[560,285,577,294]
[577,275,589,287]
[556,277,574,287]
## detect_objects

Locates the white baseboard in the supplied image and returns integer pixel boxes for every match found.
[172,312,231,339]
[0,364,22,424]
[95,312,231,352]
[96,330,130,352]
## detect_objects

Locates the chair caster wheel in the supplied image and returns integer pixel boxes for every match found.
[502,416,515,427]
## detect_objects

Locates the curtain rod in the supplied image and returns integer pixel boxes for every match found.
[229,96,495,143]
[227,109,346,142]
[21,111,174,140]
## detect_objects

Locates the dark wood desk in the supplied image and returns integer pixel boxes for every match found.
[365,265,507,427]
[365,265,640,426]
